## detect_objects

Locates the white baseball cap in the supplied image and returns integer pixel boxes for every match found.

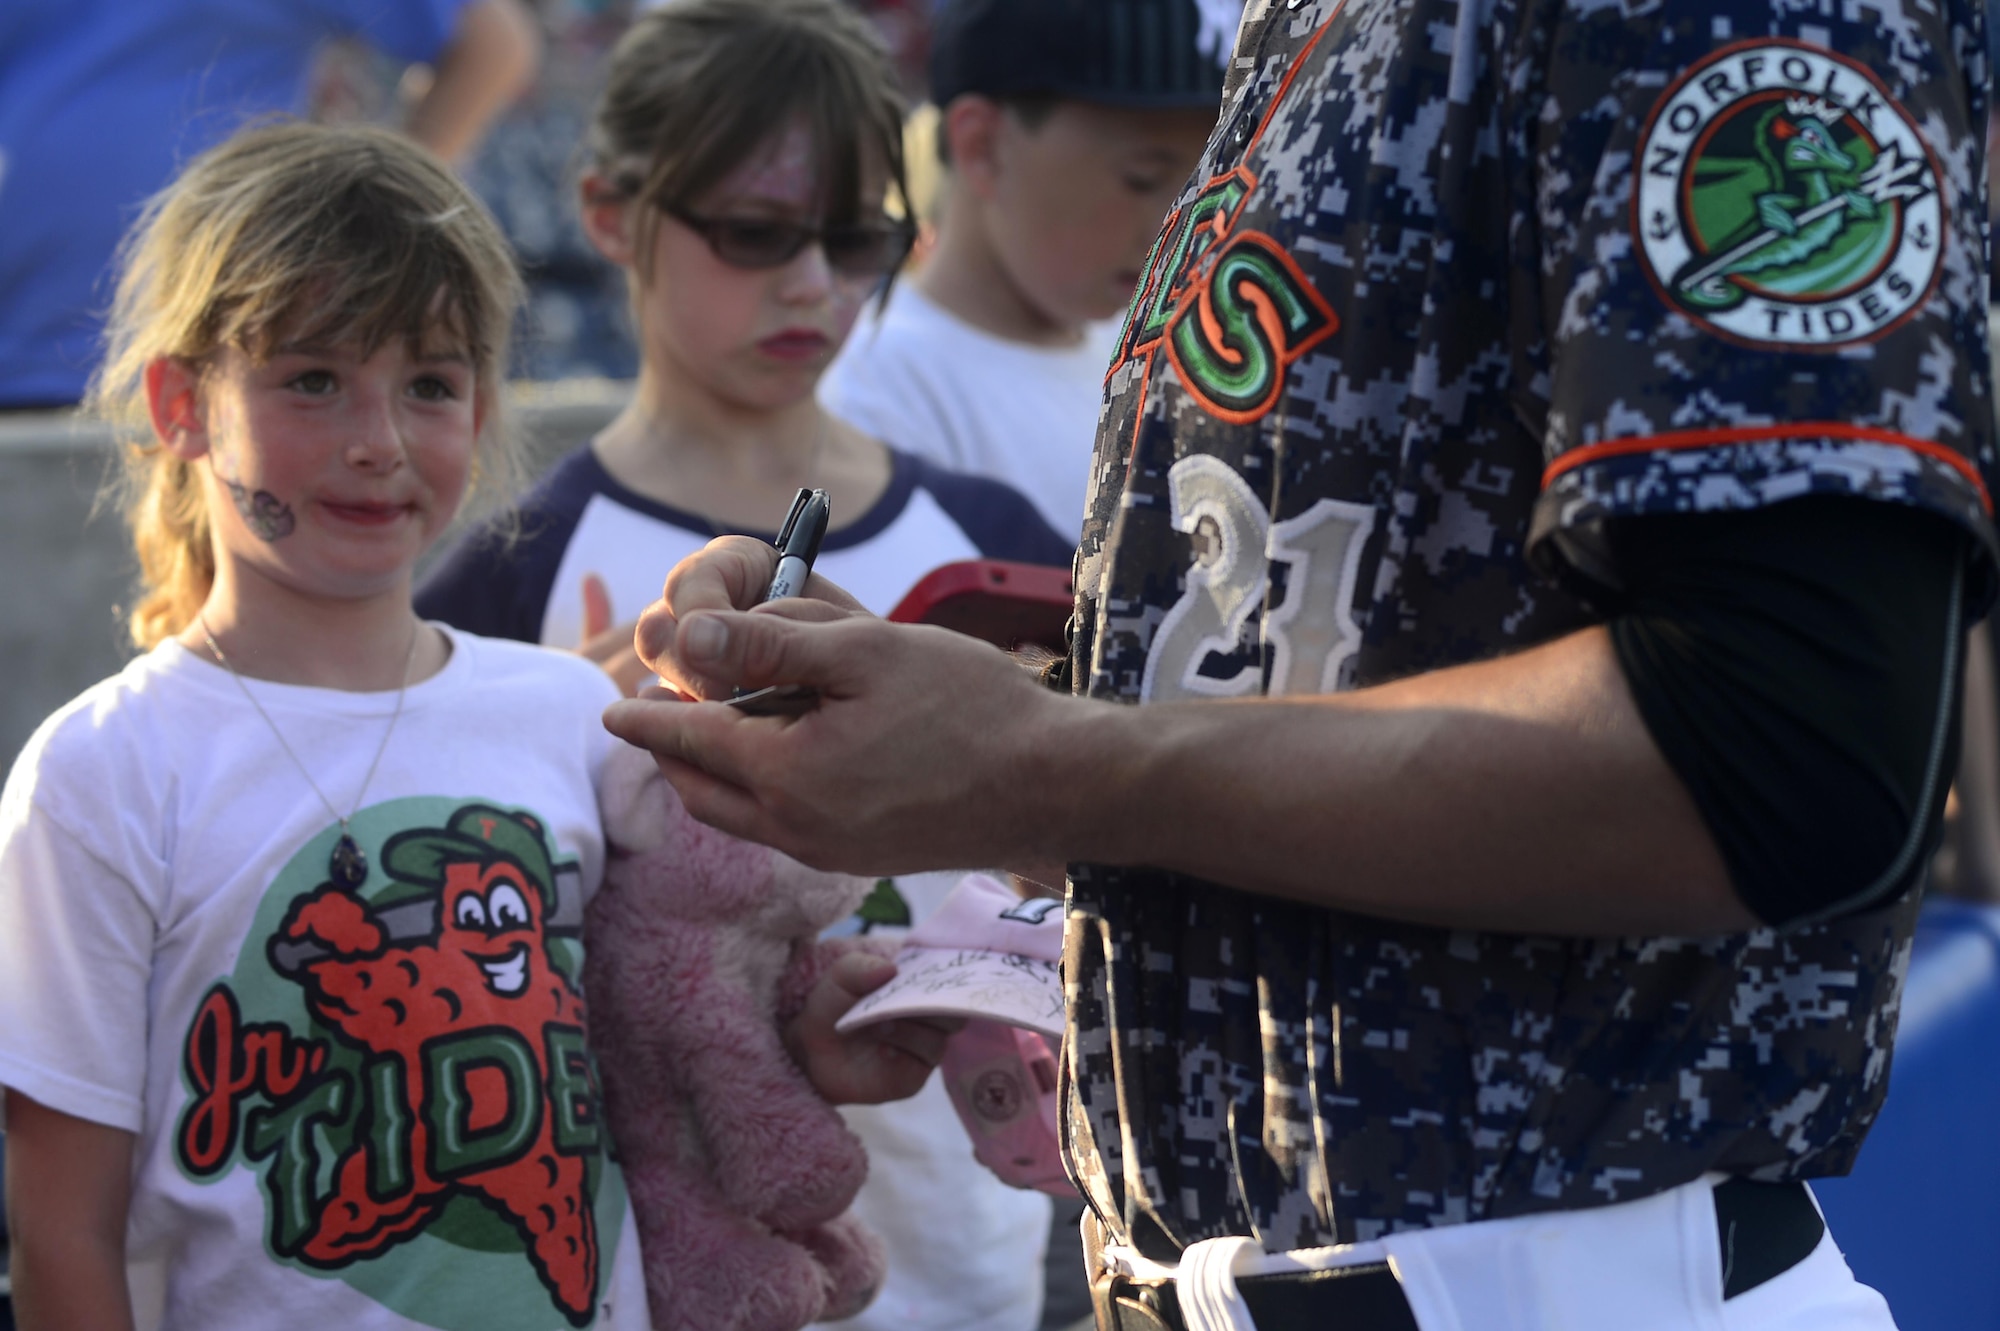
[835,873,1065,1038]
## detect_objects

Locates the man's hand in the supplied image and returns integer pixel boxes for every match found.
[609,534,1747,937]
[606,604,1080,875]
[635,535,867,699]
[786,951,958,1105]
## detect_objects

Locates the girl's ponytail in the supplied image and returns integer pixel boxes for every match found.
[123,451,215,652]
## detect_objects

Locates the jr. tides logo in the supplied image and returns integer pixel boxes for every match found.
[175,801,617,1328]
[1634,40,1943,348]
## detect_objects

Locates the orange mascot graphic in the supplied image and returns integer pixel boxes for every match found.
[269,805,604,1325]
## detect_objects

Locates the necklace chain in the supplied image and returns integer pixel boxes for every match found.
[196,615,421,839]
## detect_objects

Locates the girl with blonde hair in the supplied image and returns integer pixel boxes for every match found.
[0,119,928,1331]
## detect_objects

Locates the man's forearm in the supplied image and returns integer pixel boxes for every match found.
[613,583,1749,936]
[1039,625,1752,937]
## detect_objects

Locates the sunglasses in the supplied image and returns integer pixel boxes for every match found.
[663,204,916,279]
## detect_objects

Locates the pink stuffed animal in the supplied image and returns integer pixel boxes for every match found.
[586,743,887,1331]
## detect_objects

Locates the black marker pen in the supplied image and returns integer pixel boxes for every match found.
[728,487,832,716]
[763,487,831,602]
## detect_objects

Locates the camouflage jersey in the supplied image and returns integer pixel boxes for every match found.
[1061,0,1999,1256]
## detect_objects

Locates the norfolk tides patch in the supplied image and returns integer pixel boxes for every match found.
[1634,41,1942,349]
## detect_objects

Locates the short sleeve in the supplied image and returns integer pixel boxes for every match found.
[0,786,157,1133]
[1521,0,1998,597]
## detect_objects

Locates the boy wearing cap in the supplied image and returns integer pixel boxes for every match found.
[819,0,1223,540]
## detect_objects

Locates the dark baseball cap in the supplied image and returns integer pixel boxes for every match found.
[928,0,1234,110]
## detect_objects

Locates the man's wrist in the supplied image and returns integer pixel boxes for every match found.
[1007,690,1153,871]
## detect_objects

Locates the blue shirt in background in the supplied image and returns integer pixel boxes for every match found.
[0,0,467,408]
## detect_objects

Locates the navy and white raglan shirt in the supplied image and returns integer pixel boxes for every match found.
[1062,0,1998,1256]
[417,444,1073,642]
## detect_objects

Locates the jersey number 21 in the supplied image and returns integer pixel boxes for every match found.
[1141,455,1374,702]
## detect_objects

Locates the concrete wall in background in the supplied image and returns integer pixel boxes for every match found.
[1,417,135,773]
[0,380,628,775]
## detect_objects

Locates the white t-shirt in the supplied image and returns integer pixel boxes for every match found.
[819,282,1123,544]
[0,629,651,1331]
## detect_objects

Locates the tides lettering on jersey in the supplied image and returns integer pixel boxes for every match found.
[1111,165,1339,426]
[1100,33,1364,703]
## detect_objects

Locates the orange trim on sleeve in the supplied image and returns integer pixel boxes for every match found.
[1541,422,1993,514]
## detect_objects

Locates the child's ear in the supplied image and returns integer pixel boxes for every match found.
[144,357,209,460]
[942,96,1006,201]
[579,171,639,267]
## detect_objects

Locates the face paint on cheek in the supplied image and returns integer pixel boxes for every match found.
[214,464,296,542]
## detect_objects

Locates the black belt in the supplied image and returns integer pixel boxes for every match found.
[1092,1179,1825,1331]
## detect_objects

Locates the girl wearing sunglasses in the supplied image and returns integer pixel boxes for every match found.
[416,13,1071,1321]
[418,0,1070,696]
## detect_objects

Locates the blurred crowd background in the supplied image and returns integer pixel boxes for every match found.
[315,0,938,382]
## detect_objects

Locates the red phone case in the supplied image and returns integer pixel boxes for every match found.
[886,560,1073,652]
